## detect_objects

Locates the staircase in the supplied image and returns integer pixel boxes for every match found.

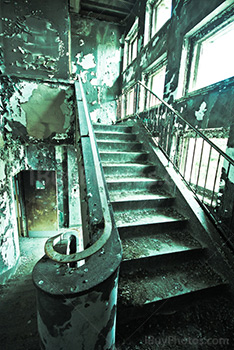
[93,121,227,322]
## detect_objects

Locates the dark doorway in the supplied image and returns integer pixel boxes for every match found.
[13,174,27,237]
[15,170,58,237]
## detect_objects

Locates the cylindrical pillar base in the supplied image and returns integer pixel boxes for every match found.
[35,267,119,350]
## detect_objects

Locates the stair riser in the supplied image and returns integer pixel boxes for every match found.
[100,153,149,163]
[93,125,133,133]
[107,181,164,192]
[117,284,227,324]
[118,220,188,239]
[97,142,143,152]
[120,249,205,273]
[103,165,157,177]
[95,132,137,142]
[112,198,174,212]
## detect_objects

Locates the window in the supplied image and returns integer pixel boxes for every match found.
[144,55,167,108]
[177,3,234,98]
[123,18,139,70]
[148,65,167,106]
[144,0,172,45]
[126,87,135,116]
[152,0,172,37]
[189,20,234,92]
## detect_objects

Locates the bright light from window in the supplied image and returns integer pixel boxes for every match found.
[124,17,139,69]
[126,88,135,115]
[152,0,172,37]
[144,0,172,46]
[189,20,234,91]
[148,65,166,106]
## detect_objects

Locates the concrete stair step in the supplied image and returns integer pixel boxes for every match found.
[97,140,143,152]
[106,177,164,192]
[118,218,189,238]
[114,207,187,228]
[109,190,170,203]
[118,260,226,312]
[95,131,137,141]
[93,123,133,133]
[99,151,149,163]
[112,195,175,211]
[121,230,202,262]
[102,163,157,177]
[120,230,205,272]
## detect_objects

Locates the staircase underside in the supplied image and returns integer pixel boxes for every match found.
[93,121,228,323]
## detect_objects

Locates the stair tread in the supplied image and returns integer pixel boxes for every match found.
[97,140,141,145]
[95,130,136,135]
[103,163,154,168]
[110,192,171,202]
[118,260,225,306]
[99,150,148,155]
[93,123,134,128]
[115,207,187,227]
[106,176,161,183]
[121,231,202,261]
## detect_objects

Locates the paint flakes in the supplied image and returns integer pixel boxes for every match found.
[80,70,88,83]
[90,78,98,86]
[76,53,96,70]
[195,102,207,121]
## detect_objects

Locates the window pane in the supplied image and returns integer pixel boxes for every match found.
[190,20,234,91]
[148,65,166,106]
[127,89,134,115]
[152,0,172,37]
[132,36,138,61]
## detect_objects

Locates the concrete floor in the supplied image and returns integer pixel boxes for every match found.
[1,235,234,350]
[0,228,83,350]
[0,237,46,350]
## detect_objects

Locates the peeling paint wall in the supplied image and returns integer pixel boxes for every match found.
[122,0,234,130]
[71,16,122,124]
[0,0,70,79]
[0,76,76,283]
[121,0,234,232]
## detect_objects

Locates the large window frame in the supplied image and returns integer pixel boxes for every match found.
[142,53,167,109]
[123,18,139,70]
[177,2,234,99]
[144,0,172,46]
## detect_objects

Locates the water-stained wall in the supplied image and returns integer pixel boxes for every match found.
[0,76,77,283]
[0,0,70,79]
[71,15,122,124]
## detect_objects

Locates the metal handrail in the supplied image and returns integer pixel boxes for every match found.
[45,77,113,263]
[135,80,234,168]
[118,80,234,239]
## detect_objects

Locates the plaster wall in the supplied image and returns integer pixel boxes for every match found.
[71,16,122,124]
[0,76,77,283]
[0,0,70,79]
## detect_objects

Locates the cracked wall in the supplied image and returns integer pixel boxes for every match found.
[0,0,70,79]
[71,16,122,124]
[0,76,77,283]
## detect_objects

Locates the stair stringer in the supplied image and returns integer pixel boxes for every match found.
[131,120,234,287]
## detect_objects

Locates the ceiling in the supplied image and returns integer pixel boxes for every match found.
[70,0,136,24]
